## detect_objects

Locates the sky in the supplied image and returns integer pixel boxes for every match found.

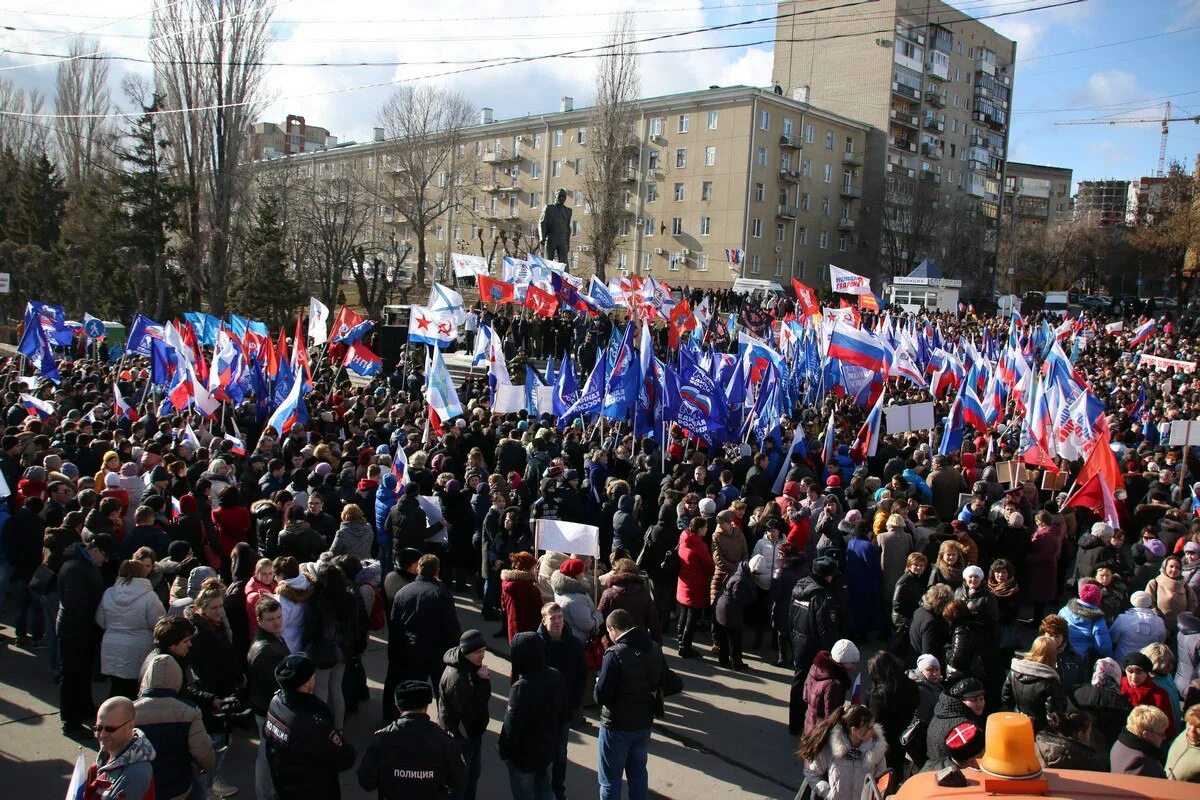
[0,0,1197,191]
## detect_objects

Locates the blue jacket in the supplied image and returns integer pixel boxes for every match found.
[1058,598,1113,661]
[903,469,933,504]
[374,472,398,543]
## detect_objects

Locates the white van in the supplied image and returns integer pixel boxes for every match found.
[1044,291,1070,317]
[731,278,786,297]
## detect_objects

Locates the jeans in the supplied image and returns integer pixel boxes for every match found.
[506,762,553,800]
[452,735,482,800]
[207,731,229,791]
[13,581,44,640]
[255,715,277,800]
[551,721,570,800]
[378,540,394,577]
[313,662,347,730]
[597,726,650,800]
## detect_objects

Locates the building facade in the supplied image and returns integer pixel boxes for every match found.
[1073,179,1130,228]
[1003,162,1073,230]
[247,115,337,161]
[254,86,872,289]
[771,0,1016,281]
[1126,176,1171,225]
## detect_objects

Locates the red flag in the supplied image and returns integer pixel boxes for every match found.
[178,319,208,384]
[792,278,820,319]
[858,293,880,313]
[523,284,559,317]
[273,327,288,378]
[1063,471,1120,528]
[478,275,515,305]
[669,298,696,332]
[1075,431,1125,493]
[428,403,445,437]
[262,333,278,379]
[292,315,311,382]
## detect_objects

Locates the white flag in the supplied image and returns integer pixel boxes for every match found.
[428,283,466,325]
[828,264,871,295]
[65,749,87,800]
[308,297,331,345]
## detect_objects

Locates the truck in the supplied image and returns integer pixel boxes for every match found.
[1043,290,1071,317]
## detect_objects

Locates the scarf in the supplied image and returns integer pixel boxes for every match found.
[988,574,1019,598]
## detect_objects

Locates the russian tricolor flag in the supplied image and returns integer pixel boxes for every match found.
[390,447,409,497]
[960,385,989,435]
[19,393,55,420]
[1129,319,1156,348]
[223,434,246,457]
[827,323,886,373]
[113,382,139,422]
[849,389,885,461]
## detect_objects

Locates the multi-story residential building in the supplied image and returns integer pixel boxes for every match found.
[247,115,337,160]
[1003,162,1072,229]
[771,0,1016,281]
[1074,179,1131,228]
[1126,176,1172,225]
[254,86,872,288]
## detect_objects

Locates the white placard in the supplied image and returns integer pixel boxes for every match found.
[451,253,489,278]
[883,402,936,435]
[492,384,526,414]
[1168,420,1200,447]
[536,519,601,558]
[0,272,10,293]
[536,385,555,415]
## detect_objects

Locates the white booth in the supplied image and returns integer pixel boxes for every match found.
[884,261,962,313]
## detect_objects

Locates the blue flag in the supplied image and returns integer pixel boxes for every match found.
[17,312,60,383]
[525,365,546,416]
[553,351,579,417]
[602,323,639,421]
[557,352,606,426]
[666,360,727,446]
[150,338,177,386]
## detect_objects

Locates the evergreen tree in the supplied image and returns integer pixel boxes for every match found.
[231,189,304,327]
[14,152,68,251]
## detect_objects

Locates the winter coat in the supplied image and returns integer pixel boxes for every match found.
[211,504,251,559]
[498,632,568,773]
[1165,727,1200,782]
[388,575,462,682]
[252,500,284,557]
[184,608,243,702]
[923,693,985,771]
[1110,729,1166,778]
[537,623,587,713]
[611,494,642,557]
[710,526,748,604]
[908,605,949,670]
[438,644,492,740]
[1,505,46,581]
[845,534,883,637]
[1147,567,1199,636]
[789,577,841,672]
[892,571,925,627]
[1035,729,1105,772]
[243,576,277,637]
[501,569,544,644]
[134,653,216,799]
[1026,524,1062,605]
[276,573,313,654]
[867,672,919,776]
[57,541,105,642]
[277,521,325,564]
[715,561,756,631]
[1070,683,1131,752]
[877,527,913,605]
[676,528,715,609]
[550,571,603,643]
[81,729,157,800]
[1175,612,1200,698]
[1121,676,1177,739]
[1057,598,1113,662]
[1073,532,1117,585]
[770,561,805,634]
[374,473,398,544]
[1001,657,1066,732]
[96,577,165,680]
[802,723,888,800]
[1110,606,1168,662]
[599,571,663,643]
[330,521,374,560]
[639,506,678,583]
[303,580,359,669]
[246,627,290,717]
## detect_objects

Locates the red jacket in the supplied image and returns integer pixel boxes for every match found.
[1120,676,1177,739]
[211,504,252,559]
[244,576,277,636]
[675,529,715,608]
[500,569,543,644]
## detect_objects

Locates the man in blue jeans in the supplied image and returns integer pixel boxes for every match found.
[594,609,665,800]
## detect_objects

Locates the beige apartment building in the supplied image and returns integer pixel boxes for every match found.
[772,0,1016,281]
[247,115,337,160]
[1003,162,1073,229]
[259,85,871,289]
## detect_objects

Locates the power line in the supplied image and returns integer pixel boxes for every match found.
[1014,24,1200,63]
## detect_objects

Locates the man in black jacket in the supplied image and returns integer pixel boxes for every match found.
[437,630,491,800]
[787,556,841,735]
[538,603,587,800]
[387,484,432,555]
[500,632,568,799]
[359,680,467,800]
[264,654,357,800]
[384,555,461,722]
[56,533,116,737]
[247,597,290,800]
[594,608,665,800]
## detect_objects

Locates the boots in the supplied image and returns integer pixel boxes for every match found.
[773,633,791,668]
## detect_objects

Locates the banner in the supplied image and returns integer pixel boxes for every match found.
[502,256,534,284]
[1138,353,1196,373]
[883,402,936,435]
[492,384,526,414]
[822,306,857,328]
[829,264,871,295]
[451,253,489,278]
[535,519,600,557]
[1168,420,1200,447]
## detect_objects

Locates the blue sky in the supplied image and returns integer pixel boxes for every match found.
[0,0,1197,191]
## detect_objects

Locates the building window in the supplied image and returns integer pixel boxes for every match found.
[798,227,807,245]
[617,250,627,270]
[648,150,659,170]
[823,163,833,183]
[776,223,786,242]
[707,111,719,130]
[845,137,854,154]
[699,216,710,235]
[553,129,564,147]
[704,146,716,166]
[783,117,793,136]
[531,162,541,178]
[642,251,652,271]
[678,114,690,133]
[967,46,974,59]
[434,224,444,240]
[954,67,961,81]
[671,217,683,236]
[819,230,829,249]
[805,124,814,143]
[778,187,789,205]
[533,133,542,149]
[774,258,783,277]
[669,253,681,271]
[643,216,654,236]
[801,193,810,211]
[646,183,658,202]
[781,152,791,171]
[838,235,848,252]
[760,110,770,130]
[801,158,811,177]
[551,160,561,177]
[825,131,835,150]
[676,148,687,168]
[751,218,762,238]
[697,253,709,271]
[701,180,713,201]
[574,157,583,173]
[577,127,586,144]
[750,254,761,274]
[650,117,662,137]
[757,147,767,166]
[673,182,685,201]
[530,192,539,207]
[754,183,765,202]
[822,197,830,216]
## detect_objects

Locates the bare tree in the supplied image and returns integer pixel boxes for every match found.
[54,37,114,189]
[932,196,992,284]
[292,163,377,310]
[348,247,404,319]
[376,83,477,287]
[151,0,273,314]
[878,174,941,278]
[0,78,48,155]
[583,13,640,280]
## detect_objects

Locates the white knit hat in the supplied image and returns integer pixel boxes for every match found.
[916,654,940,672]
[830,639,860,664]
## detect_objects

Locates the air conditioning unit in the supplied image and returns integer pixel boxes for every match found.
[636,218,644,226]
[653,248,665,255]
[680,248,690,256]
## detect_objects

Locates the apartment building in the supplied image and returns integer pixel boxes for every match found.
[1074,179,1130,228]
[771,0,1016,279]
[256,86,871,288]
[1003,162,1073,229]
[1126,176,1172,225]
[247,115,337,161]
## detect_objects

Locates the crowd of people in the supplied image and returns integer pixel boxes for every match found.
[2,288,1200,800]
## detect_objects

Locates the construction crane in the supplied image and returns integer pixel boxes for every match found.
[1055,107,1200,176]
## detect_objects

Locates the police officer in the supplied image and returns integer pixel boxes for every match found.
[263,654,357,799]
[787,556,842,735]
[357,680,468,800]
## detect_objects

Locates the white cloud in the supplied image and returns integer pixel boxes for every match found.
[1070,69,1140,110]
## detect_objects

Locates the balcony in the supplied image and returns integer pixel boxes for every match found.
[779,134,803,149]
[483,148,521,164]
[925,59,949,81]
[889,108,919,128]
[924,117,945,133]
[622,167,638,182]
[895,25,925,46]
[622,201,638,215]
[839,184,862,199]
[776,204,798,220]
[891,81,920,102]
[973,110,1006,131]
[778,168,802,183]
[889,136,917,154]
[482,208,505,221]
[921,169,941,184]
[485,182,519,193]
[842,151,864,167]
[924,89,945,107]
[894,51,924,74]
[975,57,995,77]
[921,143,943,160]
[837,217,855,231]
[886,162,916,179]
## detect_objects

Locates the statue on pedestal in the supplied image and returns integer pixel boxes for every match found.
[538,188,572,263]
